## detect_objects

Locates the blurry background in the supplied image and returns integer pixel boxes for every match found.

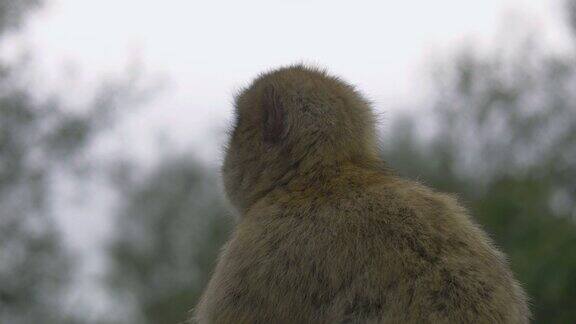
[0,0,575,323]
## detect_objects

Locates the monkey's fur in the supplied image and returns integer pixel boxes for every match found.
[194,65,529,323]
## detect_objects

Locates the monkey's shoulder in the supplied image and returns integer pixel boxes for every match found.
[241,178,498,268]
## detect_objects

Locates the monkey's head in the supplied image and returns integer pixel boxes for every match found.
[222,65,381,213]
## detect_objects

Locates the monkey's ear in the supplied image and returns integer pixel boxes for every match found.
[261,84,285,143]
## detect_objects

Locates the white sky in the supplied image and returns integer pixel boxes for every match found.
[17,0,567,162]
[7,0,569,318]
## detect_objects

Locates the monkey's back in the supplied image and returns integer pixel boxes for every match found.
[195,169,528,324]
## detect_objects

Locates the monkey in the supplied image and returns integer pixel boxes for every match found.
[194,65,529,323]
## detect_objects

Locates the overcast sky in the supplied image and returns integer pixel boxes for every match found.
[8,0,569,316]
[13,0,567,163]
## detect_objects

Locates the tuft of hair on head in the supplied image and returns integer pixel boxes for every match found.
[222,64,384,212]
[232,64,380,163]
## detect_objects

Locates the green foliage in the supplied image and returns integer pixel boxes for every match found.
[0,2,73,322]
[0,0,41,36]
[567,0,576,37]
[108,156,233,324]
[0,64,72,324]
[0,1,151,322]
[0,49,143,324]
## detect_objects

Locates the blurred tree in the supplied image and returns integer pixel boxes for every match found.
[0,0,40,35]
[0,69,150,324]
[0,1,150,323]
[0,2,71,323]
[567,0,576,38]
[108,155,232,324]
[383,2,576,322]
[0,64,73,324]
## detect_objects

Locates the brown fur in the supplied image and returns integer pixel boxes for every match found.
[194,65,529,323]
